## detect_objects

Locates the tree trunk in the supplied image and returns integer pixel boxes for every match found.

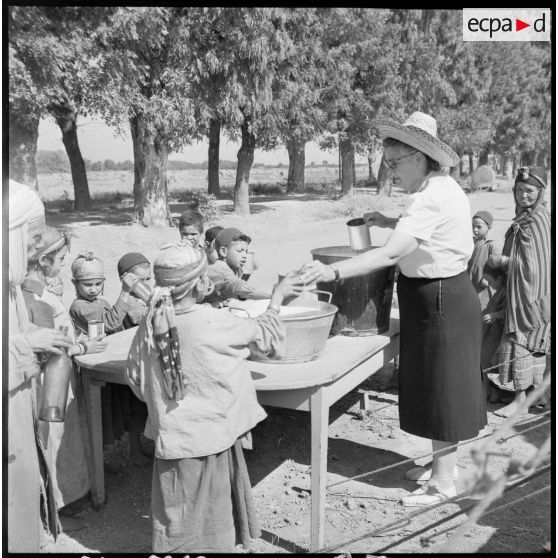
[478,147,489,166]
[512,154,519,177]
[367,150,376,185]
[536,151,546,168]
[376,154,392,196]
[520,150,536,166]
[233,116,256,215]
[502,154,513,179]
[468,152,475,174]
[338,148,342,184]
[207,117,221,198]
[50,102,92,211]
[459,158,464,176]
[339,137,355,196]
[286,137,305,193]
[8,106,40,191]
[129,113,173,227]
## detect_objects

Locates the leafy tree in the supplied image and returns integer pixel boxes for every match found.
[219,8,301,214]
[92,7,197,226]
[8,6,109,208]
[484,42,551,173]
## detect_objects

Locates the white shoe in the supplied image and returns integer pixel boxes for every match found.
[401,483,457,507]
[405,464,459,482]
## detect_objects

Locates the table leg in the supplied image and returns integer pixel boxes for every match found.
[310,386,329,552]
[82,374,105,507]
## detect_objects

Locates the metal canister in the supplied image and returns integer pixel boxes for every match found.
[88,320,105,339]
[346,217,372,252]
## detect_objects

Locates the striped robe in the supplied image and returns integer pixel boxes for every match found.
[497,203,551,388]
[503,203,551,351]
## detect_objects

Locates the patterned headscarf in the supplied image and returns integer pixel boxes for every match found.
[71,252,105,281]
[146,243,212,401]
[35,226,72,296]
[513,166,547,217]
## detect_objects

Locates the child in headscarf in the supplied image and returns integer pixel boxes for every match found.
[22,226,106,520]
[126,242,303,553]
[490,167,550,417]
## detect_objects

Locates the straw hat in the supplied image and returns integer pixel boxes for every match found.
[377,111,460,167]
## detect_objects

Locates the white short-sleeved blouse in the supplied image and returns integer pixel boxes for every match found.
[395,174,473,278]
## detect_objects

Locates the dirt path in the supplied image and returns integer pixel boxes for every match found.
[43,188,551,553]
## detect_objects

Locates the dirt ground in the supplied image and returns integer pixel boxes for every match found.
[40,180,552,553]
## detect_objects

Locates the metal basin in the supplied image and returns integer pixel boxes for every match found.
[229,300,338,363]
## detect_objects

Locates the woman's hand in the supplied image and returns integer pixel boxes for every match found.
[25,326,72,355]
[299,261,336,285]
[363,211,398,229]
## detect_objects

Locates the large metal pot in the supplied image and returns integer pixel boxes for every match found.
[229,297,338,363]
[311,245,396,336]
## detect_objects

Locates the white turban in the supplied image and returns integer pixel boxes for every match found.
[8,179,45,287]
[8,179,44,230]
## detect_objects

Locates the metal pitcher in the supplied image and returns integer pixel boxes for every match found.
[346,217,371,251]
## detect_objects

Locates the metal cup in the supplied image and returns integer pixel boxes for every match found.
[88,320,105,339]
[347,218,372,252]
[130,279,152,303]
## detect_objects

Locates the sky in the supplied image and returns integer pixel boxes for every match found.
[38,117,369,166]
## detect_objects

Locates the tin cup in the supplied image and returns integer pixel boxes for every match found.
[347,217,372,252]
[88,320,105,339]
[130,279,152,303]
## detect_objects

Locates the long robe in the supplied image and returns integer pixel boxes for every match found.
[8,287,58,551]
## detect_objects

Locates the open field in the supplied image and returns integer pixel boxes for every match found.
[41,174,551,554]
[37,165,371,202]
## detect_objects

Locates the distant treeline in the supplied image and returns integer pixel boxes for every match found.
[37,150,340,174]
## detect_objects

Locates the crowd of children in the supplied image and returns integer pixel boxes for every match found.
[19,206,304,551]
[18,173,549,552]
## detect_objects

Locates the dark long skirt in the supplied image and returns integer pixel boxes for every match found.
[397,271,487,442]
[151,438,261,553]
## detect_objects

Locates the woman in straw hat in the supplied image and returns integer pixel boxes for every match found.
[126,242,303,552]
[301,112,487,506]
[8,180,72,551]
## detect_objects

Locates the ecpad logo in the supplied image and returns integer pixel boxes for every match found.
[463,9,550,41]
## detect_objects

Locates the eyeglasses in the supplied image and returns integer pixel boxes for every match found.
[383,150,418,170]
[518,167,547,189]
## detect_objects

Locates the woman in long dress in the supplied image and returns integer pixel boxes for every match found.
[302,112,487,506]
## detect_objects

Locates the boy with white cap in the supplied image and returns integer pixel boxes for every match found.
[69,252,135,335]
[69,252,152,467]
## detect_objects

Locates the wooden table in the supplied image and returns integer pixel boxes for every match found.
[75,315,399,552]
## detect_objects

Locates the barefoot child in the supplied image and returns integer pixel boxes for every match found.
[126,242,303,552]
[22,227,107,519]
[467,210,498,310]
[205,227,272,307]
[69,252,150,466]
